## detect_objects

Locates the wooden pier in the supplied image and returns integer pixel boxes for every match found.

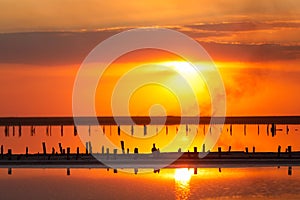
[0,116,299,126]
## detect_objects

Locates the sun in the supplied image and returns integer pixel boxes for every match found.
[174,168,193,183]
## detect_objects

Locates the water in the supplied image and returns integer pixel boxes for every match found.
[1,167,300,200]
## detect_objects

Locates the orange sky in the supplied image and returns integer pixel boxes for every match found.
[0,1,299,117]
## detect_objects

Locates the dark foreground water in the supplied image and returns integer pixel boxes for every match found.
[0,167,300,200]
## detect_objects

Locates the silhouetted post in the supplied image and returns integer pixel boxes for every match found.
[118,126,121,136]
[102,146,105,154]
[166,126,168,135]
[113,169,117,173]
[74,126,77,136]
[67,147,70,160]
[131,125,134,135]
[194,147,197,153]
[89,141,92,154]
[230,124,232,136]
[1,145,3,158]
[186,124,189,135]
[267,124,269,136]
[278,145,281,158]
[18,125,22,137]
[202,144,206,152]
[134,148,139,159]
[102,126,105,134]
[219,168,222,173]
[88,125,91,136]
[253,146,255,154]
[194,168,197,175]
[85,142,89,154]
[127,148,129,154]
[52,147,55,155]
[7,149,12,160]
[113,149,117,159]
[106,148,109,159]
[8,168,12,175]
[67,168,70,176]
[271,123,276,137]
[76,147,79,159]
[46,126,49,136]
[144,125,147,136]
[288,146,292,157]
[245,147,248,154]
[12,126,15,136]
[4,126,8,137]
[59,143,63,154]
[244,124,246,136]
[257,125,260,135]
[134,168,138,174]
[286,125,290,135]
[228,146,231,152]
[288,166,292,176]
[120,141,125,154]
[218,147,221,158]
[61,125,64,137]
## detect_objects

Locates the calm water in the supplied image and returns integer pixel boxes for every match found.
[0,167,300,200]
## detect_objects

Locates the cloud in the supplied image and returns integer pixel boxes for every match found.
[0,25,299,66]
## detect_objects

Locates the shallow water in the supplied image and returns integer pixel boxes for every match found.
[0,167,300,200]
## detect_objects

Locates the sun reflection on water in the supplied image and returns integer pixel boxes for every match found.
[174,168,193,200]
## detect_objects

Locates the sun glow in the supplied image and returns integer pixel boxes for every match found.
[174,168,194,183]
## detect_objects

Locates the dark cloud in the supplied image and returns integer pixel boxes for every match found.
[201,42,300,62]
[0,30,123,65]
[185,21,300,32]
[0,27,299,65]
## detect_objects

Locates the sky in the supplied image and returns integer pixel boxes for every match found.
[0,0,299,117]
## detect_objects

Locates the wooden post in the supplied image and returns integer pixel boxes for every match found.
[118,125,121,136]
[202,144,205,153]
[61,125,64,137]
[277,145,281,158]
[42,142,47,155]
[106,148,109,159]
[230,124,232,136]
[59,143,63,154]
[52,147,55,155]
[271,123,276,137]
[8,168,12,175]
[228,146,231,152]
[288,166,292,176]
[113,149,117,159]
[166,126,168,135]
[218,147,221,158]
[67,168,70,176]
[288,146,292,157]
[113,169,117,173]
[12,126,15,136]
[194,147,197,153]
[7,149,12,160]
[257,125,260,135]
[134,148,138,159]
[120,141,125,154]
[1,145,3,158]
[26,146,29,157]
[102,146,104,154]
[245,147,249,154]
[127,148,129,154]
[67,147,70,160]
[144,125,147,136]
[131,125,134,135]
[244,124,246,136]
[76,147,79,160]
[18,125,22,137]
[74,126,77,136]
[85,142,89,154]
[253,146,256,154]
[194,168,197,175]
[89,141,92,154]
